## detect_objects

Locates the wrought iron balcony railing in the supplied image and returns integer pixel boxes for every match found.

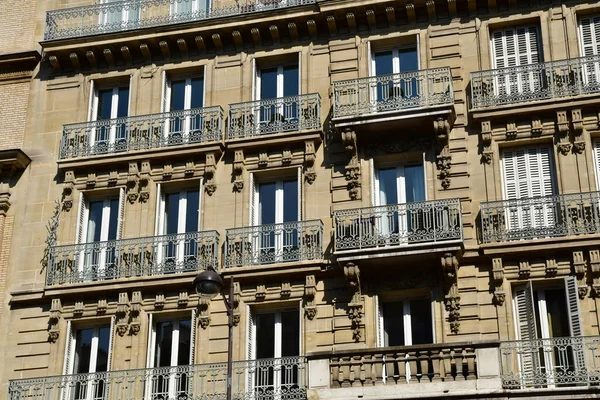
[8,356,307,400]
[332,67,454,119]
[227,93,321,140]
[328,342,479,386]
[46,230,219,286]
[500,336,600,389]
[470,55,600,109]
[333,198,463,252]
[480,191,600,244]
[224,220,323,268]
[44,0,316,41]
[58,106,223,160]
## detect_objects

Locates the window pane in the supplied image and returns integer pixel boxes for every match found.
[283,179,298,223]
[544,289,570,338]
[74,328,94,373]
[177,319,192,366]
[87,201,104,242]
[259,182,276,225]
[374,51,393,76]
[256,313,275,359]
[260,68,278,99]
[281,310,300,357]
[404,165,425,203]
[382,301,405,346]
[95,326,111,372]
[170,80,186,111]
[117,87,129,117]
[155,321,174,367]
[410,299,433,345]
[398,48,418,73]
[97,89,113,120]
[107,198,119,240]
[165,193,180,234]
[378,168,398,205]
[185,190,200,233]
[283,65,299,97]
[190,77,204,109]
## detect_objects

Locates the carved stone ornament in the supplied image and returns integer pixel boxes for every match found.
[154,292,165,308]
[436,153,451,190]
[441,252,459,282]
[256,284,267,301]
[304,140,317,184]
[491,257,505,306]
[505,121,517,140]
[178,289,189,307]
[73,301,84,317]
[233,150,245,191]
[130,291,142,335]
[573,251,588,299]
[127,162,140,204]
[589,249,600,297]
[444,285,461,334]
[204,152,217,195]
[198,297,211,329]
[62,170,75,211]
[116,292,130,336]
[341,129,360,200]
[557,142,572,156]
[280,282,291,299]
[41,200,61,276]
[573,141,586,154]
[348,292,363,342]
[545,258,558,277]
[138,160,151,202]
[48,298,62,343]
[433,117,450,144]
[518,260,531,279]
[304,275,317,320]
[97,298,108,314]
[571,109,584,137]
[232,282,241,326]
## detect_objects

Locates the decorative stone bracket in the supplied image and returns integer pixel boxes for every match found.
[434,116,453,190]
[573,251,588,299]
[304,140,317,184]
[204,152,217,195]
[233,150,245,192]
[197,296,211,329]
[48,298,62,343]
[233,282,241,326]
[116,292,130,336]
[129,291,142,335]
[491,257,505,306]
[126,161,151,203]
[344,262,362,341]
[62,170,75,211]
[590,249,600,297]
[304,275,317,320]
[441,252,461,334]
[341,129,360,200]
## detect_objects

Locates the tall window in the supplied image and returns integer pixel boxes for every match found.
[155,184,201,272]
[100,0,140,26]
[501,147,556,234]
[64,322,114,400]
[250,173,301,263]
[491,26,542,96]
[578,16,600,84]
[370,46,419,106]
[76,190,125,280]
[248,308,300,398]
[162,75,205,143]
[373,164,426,245]
[147,314,195,399]
[256,63,299,129]
[170,0,210,19]
[513,277,583,387]
[89,84,130,153]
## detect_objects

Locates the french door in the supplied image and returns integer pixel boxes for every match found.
[163,76,204,144]
[100,0,140,27]
[370,47,419,108]
[256,65,299,132]
[89,86,130,153]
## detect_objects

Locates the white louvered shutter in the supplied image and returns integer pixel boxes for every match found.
[297,166,302,221]
[579,16,600,84]
[375,295,384,347]
[252,58,258,101]
[116,187,125,240]
[154,184,164,236]
[514,281,540,381]
[246,305,255,360]
[370,158,377,206]
[63,321,75,375]
[190,309,197,365]
[107,316,115,371]
[565,276,586,372]
[75,193,88,244]
[144,313,155,400]
[249,173,258,226]
[198,177,204,231]
[298,52,302,95]
[88,80,97,122]
[593,141,600,190]
[161,71,170,113]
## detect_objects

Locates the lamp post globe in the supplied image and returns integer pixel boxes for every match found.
[193,269,224,298]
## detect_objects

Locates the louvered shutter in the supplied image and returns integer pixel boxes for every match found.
[249,173,258,226]
[88,80,97,122]
[515,282,540,383]
[370,158,377,206]
[107,316,115,371]
[161,71,170,113]
[144,313,155,400]
[155,184,164,236]
[61,320,75,400]
[75,193,88,244]
[579,16,600,85]
[564,276,586,373]
[375,295,384,347]
[297,167,302,221]
[190,309,197,365]
[198,177,204,231]
[116,187,125,240]
[246,305,255,360]
[298,52,302,95]
[593,141,600,190]
[252,58,258,101]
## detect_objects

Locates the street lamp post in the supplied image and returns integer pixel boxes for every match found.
[194,270,234,400]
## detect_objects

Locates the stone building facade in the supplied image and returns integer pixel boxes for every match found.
[1,0,600,398]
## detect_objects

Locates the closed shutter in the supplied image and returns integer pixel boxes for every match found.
[116,187,125,240]
[107,316,115,371]
[515,282,540,383]
[579,16,600,57]
[565,276,586,373]
[189,309,197,365]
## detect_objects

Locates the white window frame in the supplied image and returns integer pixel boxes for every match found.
[170,0,202,17]
[578,15,600,85]
[99,0,140,25]
[162,74,205,140]
[88,85,129,150]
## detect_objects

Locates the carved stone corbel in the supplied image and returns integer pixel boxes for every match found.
[531,119,542,136]
[86,173,97,188]
[163,164,173,180]
[62,170,75,211]
[436,152,452,190]
[256,284,267,301]
[304,275,317,320]
[280,282,291,299]
[258,151,268,168]
[282,149,292,165]
[505,121,517,140]
[344,262,362,341]
[232,282,241,326]
[341,129,360,200]
[434,117,450,145]
[233,150,245,192]
[178,289,189,307]
[480,120,493,164]
[444,284,461,334]
[545,257,558,277]
[589,249,600,297]
[48,298,62,343]
[204,152,217,195]
[0,185,10,217]
[127,162,139,203]
[97,298,108,314]
[154,292,165,309]
[573,251,588,299]
[571,109,584,137]
[556,110,571,155]
[139,160,151,202]
[434,117,452,189]
[73,301,84,317]
[116,292,130,336]
[304,140,316,184]
[130,291,142,335]
[198,297,211,329]
[492,257,505,305]
[518,260,531,279]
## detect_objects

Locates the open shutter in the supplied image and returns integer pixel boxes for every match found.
[62,321,74,375]
[246,305,255,360]
[88,80,97,122]
[375,295,384,347]
[298,52,302,94]
[76,193,88,244]
[161,70,171,114]
[252,58,258,101]
[515,281,540,384]
[146,313,155,368]
[155,184,164,236]
[198,177,204,231]
[116,187,125,240]
[370,158,377,206]
[190,309,197,365]
[297,167,302,221]
[565,276,586,373]
[249,173,258,226]
[593,141,600,190]
[107,316,115,371]
[127,75,133,117]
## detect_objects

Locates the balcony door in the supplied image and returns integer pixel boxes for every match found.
[376,297,433,382]
[100,0,140,28]
[146,313,195,400]
[501,147,556,238]
[89,84,130,153]
[170,0,210,20]
[514,277,583,388]
[578,15,600,87]
[162,75,204,144]
[155,184,201,273]
[248,309,301,399]
[370,47,419,107]
[63,321,114,400]
[251,173,300,263]
[76,190,125,281]
[491,26,542,98]
[256,64,299,131]
[373,164,425,245]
